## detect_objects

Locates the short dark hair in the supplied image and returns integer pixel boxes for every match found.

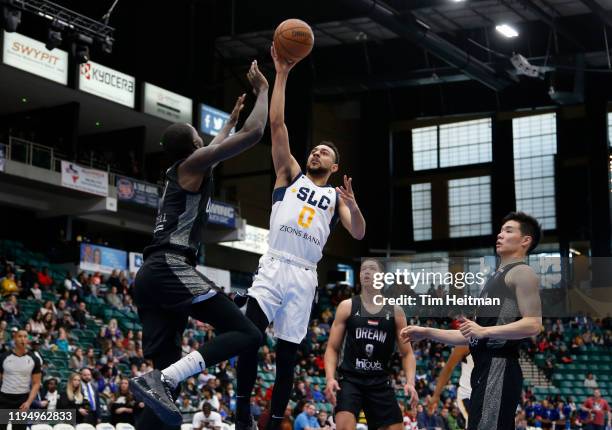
[501,211,542,253]
[315,141,340,164]
[161,123,196,161]
[361,258,384,272]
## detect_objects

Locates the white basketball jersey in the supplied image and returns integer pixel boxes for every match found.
[267,173,339,264]
[458,353,474,399]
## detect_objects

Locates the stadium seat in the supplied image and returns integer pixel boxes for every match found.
[115,424,135,430]
[75,424,96,430]
[95,424,115,430]
[31,425,53,430]
[53,425,76,430]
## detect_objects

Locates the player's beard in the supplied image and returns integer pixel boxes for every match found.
[306,164,329,178]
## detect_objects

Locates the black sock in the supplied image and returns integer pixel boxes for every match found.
[269,339,299,421]
[265,415,284,430]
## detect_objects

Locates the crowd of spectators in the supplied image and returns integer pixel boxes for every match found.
[2,254,612,429]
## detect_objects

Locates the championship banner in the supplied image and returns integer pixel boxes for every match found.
[115,176,159,208]
[61,161,108,197]
[207,200,236,228]
[79,243,127,275]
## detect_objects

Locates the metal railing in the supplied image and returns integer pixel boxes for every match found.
[2,136,163,195]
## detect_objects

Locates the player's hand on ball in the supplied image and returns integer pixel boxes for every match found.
[405,383,419,409]
[401,326,427,342]
[246,60,269,94]
[271,43,296,74]
[459,318,488,339]
[324,378,341,406]
[336,175,358,212]
[228,94,246,127]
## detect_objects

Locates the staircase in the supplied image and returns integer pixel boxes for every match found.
[519,351,553,388]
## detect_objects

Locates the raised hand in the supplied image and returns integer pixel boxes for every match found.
[246,60,269,94]
[336,175,358,212]
[401,325,428,343]
[271,43,296,74]
[228,94,246,127]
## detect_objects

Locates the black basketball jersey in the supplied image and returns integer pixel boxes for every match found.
[469,261,527,361]
[339,296,396,380]
[143,160,213,263]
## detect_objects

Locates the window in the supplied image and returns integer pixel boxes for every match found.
[412,126,437,170]
[439,119,492,167]
[411,183,432,241]
[512,113,557,229]
[448,176,492,238]
[412,118,492,170]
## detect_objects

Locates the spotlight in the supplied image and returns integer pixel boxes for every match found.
[101,35,113,54]
[496,24,519,38]
[71,33,93,64]
[2,6,21,32]
[45,26,63,51]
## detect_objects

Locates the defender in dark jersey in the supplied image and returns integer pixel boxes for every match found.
[325,259,418,430]
[402,212,543,430]
[130,61,269,429]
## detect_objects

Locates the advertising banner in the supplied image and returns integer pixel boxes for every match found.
[61,161,108,197]
[143,82,192,123]
[79,243,127,274]
[79,60,135,108]
[115,176,159,208]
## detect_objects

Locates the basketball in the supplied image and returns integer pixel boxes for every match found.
[273,18,314,63]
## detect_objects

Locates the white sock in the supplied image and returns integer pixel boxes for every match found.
[161,351,205,389]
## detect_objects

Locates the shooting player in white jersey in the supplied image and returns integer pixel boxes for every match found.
[234,44,366,430]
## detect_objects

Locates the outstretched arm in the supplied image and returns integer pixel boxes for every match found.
[324,299,351,406]
[208,93,246,147]
[180,61,269,174]
[428,345,469,413]
[337,175,366,240]
[270,44,301,187]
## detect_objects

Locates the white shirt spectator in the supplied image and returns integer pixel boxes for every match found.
[192,410,222,430]
[584,375,598,388]
[198,372,216,386]
[199,395,220,412]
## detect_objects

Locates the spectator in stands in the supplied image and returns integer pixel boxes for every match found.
[29,282,42,301]
[1,294,19,325]
[28,310,47,336]
[40,300,56,317]
[37,267,53,290]
[84,348,96,369]
[59,373,90,424]
[70,347,86,370]
[201,387,220,411]
[1,272,19,296]
[100,318,122,342]
[54,327,70,352]
[42,312,56,334]
[109,378,142,425]
[179,396,198,413]
[316,410,332,430]
[193,402,223,430]
[20,265,37,292]
[582,388,611,430]
[80,367,100,425]
[294,402,319,430]
[106,285,122,309]
[97,364,119,401]
[120,293,135,313]
[107,270,121,289]
[584,372,598,388]
[72,301,89,329]
[38,377,60,411]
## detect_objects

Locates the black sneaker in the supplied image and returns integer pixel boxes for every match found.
[235,415,259,430]
[130,369,182,426]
